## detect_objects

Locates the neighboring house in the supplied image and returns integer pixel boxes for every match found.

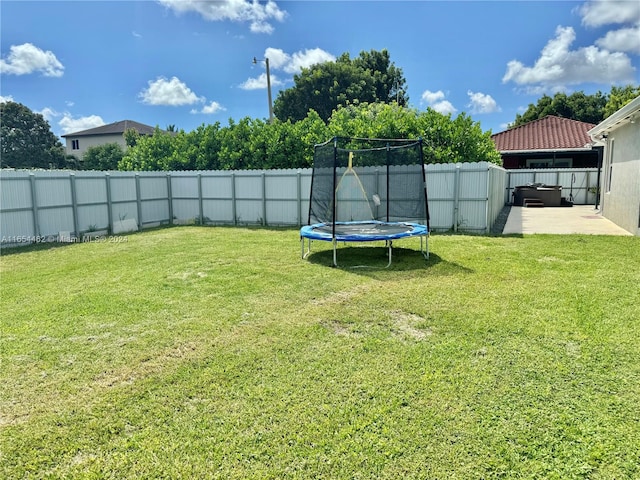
[491,116,600,169]
[588,96,640,236]
[61,120,158,159]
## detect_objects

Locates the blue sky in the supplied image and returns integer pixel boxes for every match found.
[1,0,639,139]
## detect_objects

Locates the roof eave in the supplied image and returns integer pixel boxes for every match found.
[498,147,595,154]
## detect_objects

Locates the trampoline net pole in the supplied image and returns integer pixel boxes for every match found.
[386,143,390,222]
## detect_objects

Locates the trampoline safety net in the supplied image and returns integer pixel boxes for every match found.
[308,137,429,228]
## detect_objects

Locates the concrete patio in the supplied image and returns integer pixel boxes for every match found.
[502,205,632,235]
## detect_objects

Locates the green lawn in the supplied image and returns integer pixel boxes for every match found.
[1,227,639,479]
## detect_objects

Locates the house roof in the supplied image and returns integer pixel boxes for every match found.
[61,120,157,137]
[491,115,596,153]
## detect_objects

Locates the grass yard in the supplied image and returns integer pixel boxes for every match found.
[1,226,639,479]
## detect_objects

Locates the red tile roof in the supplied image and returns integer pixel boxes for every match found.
[491,115,596,152]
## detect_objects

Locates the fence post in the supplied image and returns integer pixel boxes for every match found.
[167,173,173,225]
[29,173,40,237]
[297,171,302,226]
[70,172,79,235]
[231,173,237,225]
[453,164,461,232]
[197,173,203,224]
[135,173,142,229]
[261,172,267,226]
[105,173,113,234]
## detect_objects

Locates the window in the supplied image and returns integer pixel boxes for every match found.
[71,139,80,150]
[525,158,573,168]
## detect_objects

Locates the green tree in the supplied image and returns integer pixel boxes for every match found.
[119,128,174,170]
[273,49,408,123]
[327,103,501,165]
[352,49,408,106]
[123,128,140,148]
[118,104,498,171]
[604,85,640,118]
[83,143,124,170]
[511,91,608,127]
[508,87,640,127]
[0,101,65,168]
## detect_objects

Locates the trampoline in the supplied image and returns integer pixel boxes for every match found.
[301,221,428,268]
[300,137,431,267]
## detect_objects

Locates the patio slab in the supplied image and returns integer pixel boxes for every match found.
[502,205,632,235]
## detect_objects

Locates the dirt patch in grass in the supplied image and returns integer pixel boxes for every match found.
[390,311,433,341]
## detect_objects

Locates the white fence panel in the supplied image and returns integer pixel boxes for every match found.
[171,175,200,198]
[36,176,72,208]
[506,168,598,205]
[1,173,32,210]
[488,165,508,230]
[1,211,36,240]
[112,202,138,225]
[173,199,200,222]
[78,205,109,232]
[141,200,170,225]
[38,207,74,237]
[202,175,232,198]
[235,200,263,224]
[75,176,107,203]
[235,174,263,200]
[140,175,168,200]
[3,165,600,247]
[203,199,234,223]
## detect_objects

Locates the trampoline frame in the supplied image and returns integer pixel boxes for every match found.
[301,220,429,268]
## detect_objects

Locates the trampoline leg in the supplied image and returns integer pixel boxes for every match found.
[421,235,429,260]
[332,239,338,268]
[302,237,313,259]
[387,241,393,268]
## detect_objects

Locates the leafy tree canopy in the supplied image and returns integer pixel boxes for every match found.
[273,49,408,123]
[510,85,639,127]
[0,101,66,168]
[120,103,500,171]
[83,143,125,171]
[603,85,640,118]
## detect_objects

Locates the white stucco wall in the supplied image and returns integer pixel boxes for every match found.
[601,121,640,236]
[65,133,127,159]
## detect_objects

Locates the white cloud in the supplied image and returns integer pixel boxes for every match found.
[241,47,333,90]
[261,47,334,73]
[132,31,142,38]
[421,90,445,104]
[596,24,640,54]
[263,48,290,69]
[285,48,335,74]
[430,101,457,115]
[58,114,105,135]
[578,0,640,28]
[578,1,640,55]
[467,91,500,114]
[239,72,283,90]
[420,90,458,115]
[502,26,636,89]
[191,101,226,115]
[139,76,203,106]
[37,107,59,123]
[0,95,14,103]
[0,43,64,77]
[158,0,287,34]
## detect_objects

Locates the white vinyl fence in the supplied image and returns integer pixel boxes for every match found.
[0,164,598,247]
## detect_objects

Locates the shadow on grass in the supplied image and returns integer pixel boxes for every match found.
[304,246,474,278]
